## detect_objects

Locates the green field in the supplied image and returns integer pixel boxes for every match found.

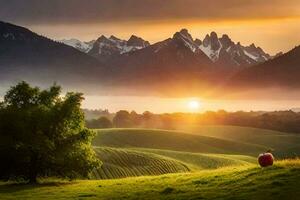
[91,147,256,179]
[93,128,267,156]
[94,127,300,157]
[1,160,300,200]
[89,127,300,179]
[2,126,300,199]
[180,125,300,157]
[136,148,257,170]
[92,147,189,179]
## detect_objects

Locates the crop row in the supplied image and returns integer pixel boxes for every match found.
[91,147,189,179]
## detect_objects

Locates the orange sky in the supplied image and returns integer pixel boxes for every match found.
[1,0,299,54]
[29,17,300,55]
[82,95,300,113]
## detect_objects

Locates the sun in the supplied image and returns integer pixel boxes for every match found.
[188,100,201,110]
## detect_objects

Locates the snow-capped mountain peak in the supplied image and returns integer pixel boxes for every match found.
[199,32,223,62]
[88,35,150,61]
[173,29,199,53]
[59,38,94,53]
[60,28,272,68]
[196,31,271,67]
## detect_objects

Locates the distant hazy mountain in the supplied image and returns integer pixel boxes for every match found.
[88,35,150,62]
[61,31,271,69]
[196,32,271,68]
[229,45,300,88]
[107,29,270,85]
[0,21,105,90]
[2,21,296,97]
[59,38,95,53]
[104,29,223,94]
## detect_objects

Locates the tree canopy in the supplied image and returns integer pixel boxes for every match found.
[86,116,113,129]
[0,82,100,183]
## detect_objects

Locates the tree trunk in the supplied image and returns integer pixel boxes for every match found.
[29,152,38,184]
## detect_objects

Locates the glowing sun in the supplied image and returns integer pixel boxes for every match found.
[188,100,201,110]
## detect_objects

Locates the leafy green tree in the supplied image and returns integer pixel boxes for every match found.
[113,110,133,128]
[0,82,100,183]
[130,111,142,127]
[86,116,113,129]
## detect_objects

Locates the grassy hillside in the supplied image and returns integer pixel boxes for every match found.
[92,147,189,179]
[180,125,300,157]
[91,147,256,179]
[94,127,300,157]
[136,148,256,170]
[1,160,300,200]
[93,129,267,156]
[89,127,299,179]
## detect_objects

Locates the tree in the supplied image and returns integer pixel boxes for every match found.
[142,111,155,128]
[0,82,100,183]
[130,111,142,127]
[86,117,113,129]
[113,110,133,128]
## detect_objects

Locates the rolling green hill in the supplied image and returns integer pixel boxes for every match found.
[2,160,300,200]
[91,147,256,179]
[135,148,257,170]
[94,127,300,157]
[90,127,299,179]
[93,129,267,156]
[92,147,189,179]
[180,125,300,157]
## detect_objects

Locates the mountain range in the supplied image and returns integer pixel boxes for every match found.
[1,21,300,96]
[60,29,273,69]
[197,32,272,68]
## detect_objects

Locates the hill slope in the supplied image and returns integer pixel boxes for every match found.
[0,21,105,90]
[93,129,267,156]
[180,125,300,157]
[91,147,256,179]
[230,45,300,88]
[92,147,189,179]
[2,160,300,200]
[136,148,256,170]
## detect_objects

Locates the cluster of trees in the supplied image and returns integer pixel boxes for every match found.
[86,109,300,134]
[193,110,300,133]
[0,82,100,183]
[83,109,112,120]
[86,110,174,129]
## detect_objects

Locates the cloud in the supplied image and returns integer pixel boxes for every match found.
[0,0,299,25]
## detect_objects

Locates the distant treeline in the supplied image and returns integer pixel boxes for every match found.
[85,109,300,134]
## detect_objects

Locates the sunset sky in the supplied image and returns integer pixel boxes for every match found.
[0,0,299,54]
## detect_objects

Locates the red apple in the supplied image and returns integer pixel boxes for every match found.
[258,153,274,167]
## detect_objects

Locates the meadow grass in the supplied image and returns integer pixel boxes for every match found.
[93,128,267,156]
[92,147,189,179]
[88,127,300,179]
[1,160,300,200]
[180,125,300,157]
[91,147,256,179]
[134,148,257,170]
[94,127,300,157]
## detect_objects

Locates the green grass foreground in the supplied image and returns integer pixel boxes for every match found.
[1,160,300,200]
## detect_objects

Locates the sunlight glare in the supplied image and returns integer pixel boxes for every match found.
[188,100,201,111]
